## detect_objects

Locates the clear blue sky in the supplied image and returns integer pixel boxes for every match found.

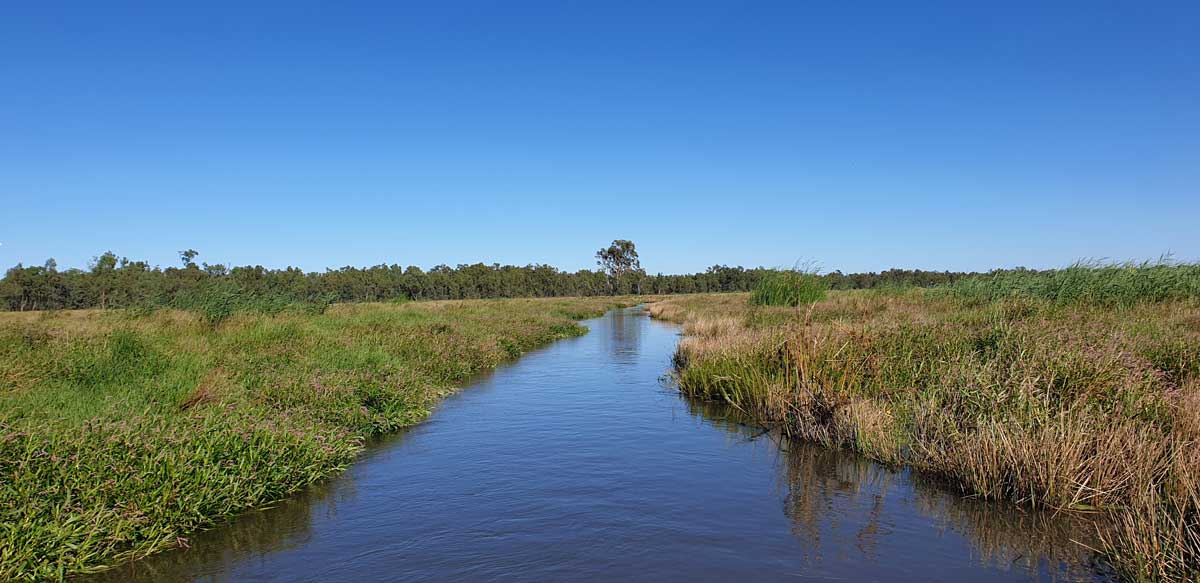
[2,1,1197,274]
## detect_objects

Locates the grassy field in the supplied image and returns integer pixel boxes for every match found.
[0,297,635,581]
[649,281,1200,581]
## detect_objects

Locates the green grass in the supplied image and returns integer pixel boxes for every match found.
[0,296,634,581]
[948,260,1200,307]
[168,278,335,324]
[749,269,828,307]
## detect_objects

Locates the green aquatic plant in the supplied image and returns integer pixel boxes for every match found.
[750,267,828,307]
[948,259,1200,307]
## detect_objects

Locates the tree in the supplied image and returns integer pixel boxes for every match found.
[179,249,199,269]
[90,251,120,309]
[595,239,644,294]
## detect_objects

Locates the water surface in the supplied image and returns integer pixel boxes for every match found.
[85,307,1110,582]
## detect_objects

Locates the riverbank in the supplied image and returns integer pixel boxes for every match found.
[649,291,1200,581]
[75,305,1108,583]
[0,297,637,581]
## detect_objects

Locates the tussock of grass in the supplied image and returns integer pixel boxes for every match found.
[749,270,828,307]
[650,288,1200,581]
[0,297,634,580]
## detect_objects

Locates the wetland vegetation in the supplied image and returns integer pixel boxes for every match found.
[2,254,1198,581]
[651,261,1200,581]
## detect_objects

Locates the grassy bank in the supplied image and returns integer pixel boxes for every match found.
[649,284,1200,581]
[0,297,635,581]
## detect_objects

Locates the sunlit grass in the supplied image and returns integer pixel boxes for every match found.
[749,269,827,307]
[650,282,1200,581]
[0,296,636,581]
[948,259,1200,307]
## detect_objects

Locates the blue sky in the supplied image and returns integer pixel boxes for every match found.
[2,1,1197,274]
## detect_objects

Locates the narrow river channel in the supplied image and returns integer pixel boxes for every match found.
[84,307,1112,582]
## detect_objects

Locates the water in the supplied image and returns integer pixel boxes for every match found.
[85,307,1111,582]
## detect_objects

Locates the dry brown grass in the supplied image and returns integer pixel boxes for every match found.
[651,290,1200,580]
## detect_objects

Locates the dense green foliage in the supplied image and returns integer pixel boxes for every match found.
[0,297,631,580]
[749,270,828,306]
[0,251,980,313]
[822,267,971,290]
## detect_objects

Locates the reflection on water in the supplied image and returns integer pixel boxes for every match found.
[80,307,1111,583]
[88,427,418,583]
[107,491,325,583]
[602,306,642,363]
[680,397,1110,581]
[780,438,1107,580]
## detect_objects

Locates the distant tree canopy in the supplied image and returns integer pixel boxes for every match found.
[179,249,199,269]
[0,247,981,312]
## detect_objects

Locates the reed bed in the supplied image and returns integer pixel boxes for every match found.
[0,297,633,581]
[949,260,1200,307]
[649,281,1200,581]
[749,269,828,307]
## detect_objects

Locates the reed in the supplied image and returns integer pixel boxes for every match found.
[949,259,1200,307]
[749,269,828,307]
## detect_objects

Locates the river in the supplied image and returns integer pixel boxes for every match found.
[83,307,1112,582]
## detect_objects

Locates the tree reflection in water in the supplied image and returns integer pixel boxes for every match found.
[681,395,1111,581]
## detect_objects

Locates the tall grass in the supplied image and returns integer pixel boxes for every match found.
[649,289,1200,581]
[169,279,335,324]
[0,296,634,580]
[750,269,828,307]
[949,259,1200,307]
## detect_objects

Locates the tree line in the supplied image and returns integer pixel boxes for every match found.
[0,250,979,312]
